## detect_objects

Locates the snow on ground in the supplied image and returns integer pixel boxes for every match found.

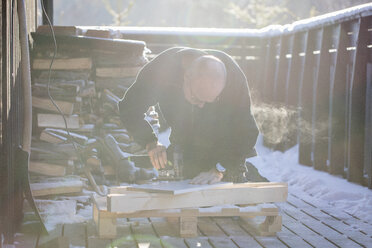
[248,135,372,224]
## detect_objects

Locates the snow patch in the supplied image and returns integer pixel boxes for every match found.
[249,135,372,224]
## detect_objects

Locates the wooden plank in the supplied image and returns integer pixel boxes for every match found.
[213,217,247,236]
[329,22,349,175]
[288,194,372,247]
[366,63,372,189]
[313,26,333,171]
[127,180,233,195]
[281,207,338,247]
[131,222,162,248]
[37,224,64,247]
[273,35,290,103]
[29,161,66,177]
[298,29,317,166]
[96,66,141,78]
[197,217,226,237]
[32,96,74,115]
[262,37,280,102]
[108,183,288,213]
[42,128,89,145]
[37,113,80,129]
[276,226,313,248]
[208,237,239,248]
[161,237,188,248]
[347,17,369,184]
[36,25,78,36]
[185,237,213,248]
[63,223,86,247]
[33,57,92,70]
[253,236,288,248]
[40,130,68,144]
[111,224,137,248]
[285,32,303,106]
[38,237,69,248]
[86,221,113,248]
[151,221,180,237]
[231,236,263,248]
[30,180,83,197]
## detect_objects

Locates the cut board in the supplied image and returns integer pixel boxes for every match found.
[108,182,288,213]
[127,180,233,195]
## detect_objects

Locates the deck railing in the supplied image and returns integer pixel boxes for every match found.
[91,3,372,188]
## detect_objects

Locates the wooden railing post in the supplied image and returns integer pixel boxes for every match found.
[313,26,333,171]
[273,35,290,103]
[299,30,317,166]
[366,63,372,189]
[329,23,349,176]
[262,37,280,102]
[347,17,369,184]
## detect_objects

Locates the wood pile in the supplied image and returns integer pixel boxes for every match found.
[29,26,158,202]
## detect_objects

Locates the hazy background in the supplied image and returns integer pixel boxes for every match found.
[51,0,371,28]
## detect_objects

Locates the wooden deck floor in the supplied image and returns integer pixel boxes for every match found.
[14,190,372,248]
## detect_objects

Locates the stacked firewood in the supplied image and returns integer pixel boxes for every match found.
[29,27,158,198]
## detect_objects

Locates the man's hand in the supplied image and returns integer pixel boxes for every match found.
[190,168,223,185]
[146,141,167,170]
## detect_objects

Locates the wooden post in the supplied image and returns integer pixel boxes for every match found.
[254,37,270,101]
[299,30,317,166]
[313,26,333,171]
[262,37,280,102]
[347,17,369,184]
[180,216,197,238]
[273,35,290,104]
[328,23,349,176]
[285,33,306,149]
[366,63,372,189]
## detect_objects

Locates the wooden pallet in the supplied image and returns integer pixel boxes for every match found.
[93,182,287,238]
[93,195,282,238]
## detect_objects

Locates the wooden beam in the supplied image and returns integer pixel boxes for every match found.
[108,182,287,213]
[329,22,349,176]
[42,128,88,145]
[273,35,290,103]
[126,180,233,195]
[30,180,83,197]
[313,26,333,171]
[32,96,74,115]
[37,113,80,129]
[366,63,372,189]
[95,66,141,78]
[33,57,92,70]
[347,17,369,183]
[29,161,66,177]
[262,37,279,102]
[40,130,67,144]
[298,30,317,166]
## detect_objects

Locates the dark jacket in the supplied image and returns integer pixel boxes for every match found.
[119,47,259,170]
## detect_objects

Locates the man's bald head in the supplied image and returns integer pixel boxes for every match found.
[183,55,227,108]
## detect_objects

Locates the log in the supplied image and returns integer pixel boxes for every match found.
[37,113,80,129]
[30,180,83,197]
[36,25,79,36]
[40,130,67,144]
[29,161,66,177]
[95,66,141,78]
[32,96,74,115]
[33,58,92,70]
[42,128,88,145]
